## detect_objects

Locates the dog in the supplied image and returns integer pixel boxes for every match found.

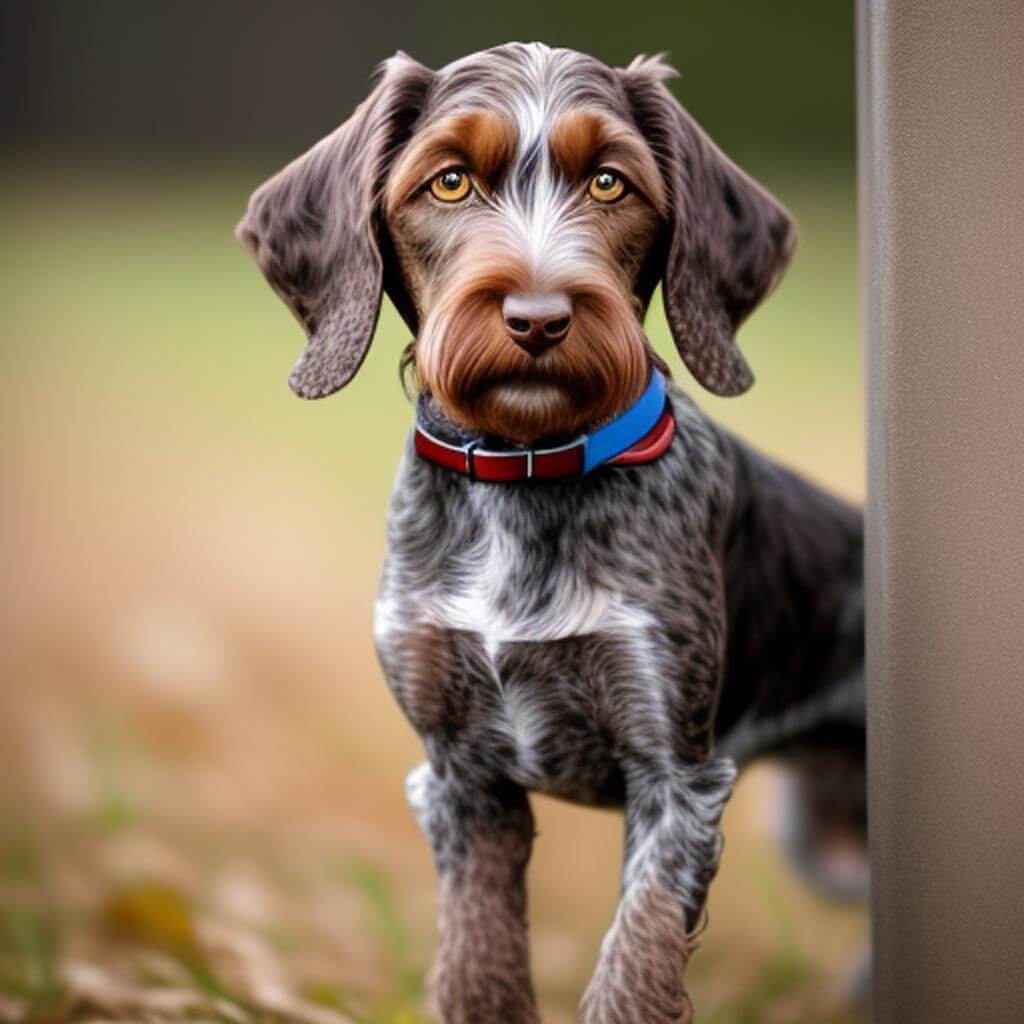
[237,42,866,1024]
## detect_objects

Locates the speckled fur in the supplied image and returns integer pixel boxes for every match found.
[375,384,864,1022]
[239,41,866,1024]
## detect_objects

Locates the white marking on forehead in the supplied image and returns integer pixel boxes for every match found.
[429,44,612,289]
[500,68,592,287]
[506,45,567,160]
[501,178,582,284]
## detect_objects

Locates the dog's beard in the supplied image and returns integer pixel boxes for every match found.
[415,275,650,444]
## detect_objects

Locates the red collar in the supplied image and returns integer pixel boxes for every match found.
[414,407,675,482]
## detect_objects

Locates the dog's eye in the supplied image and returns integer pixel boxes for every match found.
[430,168,472,203]
[588,169,626,204]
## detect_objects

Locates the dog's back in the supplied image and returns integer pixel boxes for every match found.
[715,429,868,911]
[716,429,864,760]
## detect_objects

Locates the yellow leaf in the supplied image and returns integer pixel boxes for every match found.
[105,881,198,959]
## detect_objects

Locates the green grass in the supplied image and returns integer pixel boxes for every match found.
[0,899,62,1021]
[340,860,427,1021]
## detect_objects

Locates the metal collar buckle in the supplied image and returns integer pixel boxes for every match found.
[463,439,478,479]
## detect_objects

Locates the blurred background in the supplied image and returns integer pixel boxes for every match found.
[0,2,864,1021]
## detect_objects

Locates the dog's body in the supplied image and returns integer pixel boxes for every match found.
[239,41,866,1023]
[376,387,865,1021]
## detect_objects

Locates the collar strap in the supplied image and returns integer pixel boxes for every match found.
[414,370,674,482]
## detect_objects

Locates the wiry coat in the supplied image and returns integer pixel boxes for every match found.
[374,386,864,1023]
[238,40,866,1024]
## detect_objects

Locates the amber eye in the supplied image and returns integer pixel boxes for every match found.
[588,168,626,204]
[430,168,472,203]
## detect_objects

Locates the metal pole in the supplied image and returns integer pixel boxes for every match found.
[860,1,1024,1019]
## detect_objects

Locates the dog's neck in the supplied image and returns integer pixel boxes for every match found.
[414,393,592,452]
[415,370,672,452]
[412,368,675,482]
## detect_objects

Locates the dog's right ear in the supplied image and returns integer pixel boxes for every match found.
[618,55,797,397]
[236,53,433,399]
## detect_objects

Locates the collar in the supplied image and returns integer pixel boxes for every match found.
[414,370,675,482]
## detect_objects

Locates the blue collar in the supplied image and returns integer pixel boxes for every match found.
[581,368,667,472]
[413,370,671,482]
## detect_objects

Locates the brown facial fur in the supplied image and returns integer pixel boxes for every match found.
[549,110,667,215]
[385,110,518,212]
[385,108,665,443]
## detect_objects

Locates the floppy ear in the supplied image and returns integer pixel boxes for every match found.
[236,53,433,399]
[618,56,797,396]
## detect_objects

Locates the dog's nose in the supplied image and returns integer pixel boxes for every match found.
[502,292,573,356]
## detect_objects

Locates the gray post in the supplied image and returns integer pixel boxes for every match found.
[860,1,1024,1020]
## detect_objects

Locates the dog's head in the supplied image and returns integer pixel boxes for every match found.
[238,43,796,443]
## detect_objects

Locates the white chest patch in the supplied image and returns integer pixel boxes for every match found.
[409,511,656,662]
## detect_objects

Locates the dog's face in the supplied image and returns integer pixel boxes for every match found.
[238,44,796,444]
[383,93,663,442]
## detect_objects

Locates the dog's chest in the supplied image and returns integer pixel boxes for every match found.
[375,476,685,799]
[379,475,661,649]
[422,502,653,655]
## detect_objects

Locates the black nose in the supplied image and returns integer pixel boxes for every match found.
[502,292,573,356]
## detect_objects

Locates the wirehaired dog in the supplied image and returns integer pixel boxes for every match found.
[238,42,866,1024]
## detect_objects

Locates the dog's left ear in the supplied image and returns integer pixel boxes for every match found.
[237,53,433,398]
[618,56,797,396]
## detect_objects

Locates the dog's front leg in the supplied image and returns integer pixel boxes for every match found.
[577,757,737,1024]
[406,761,541,1024]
